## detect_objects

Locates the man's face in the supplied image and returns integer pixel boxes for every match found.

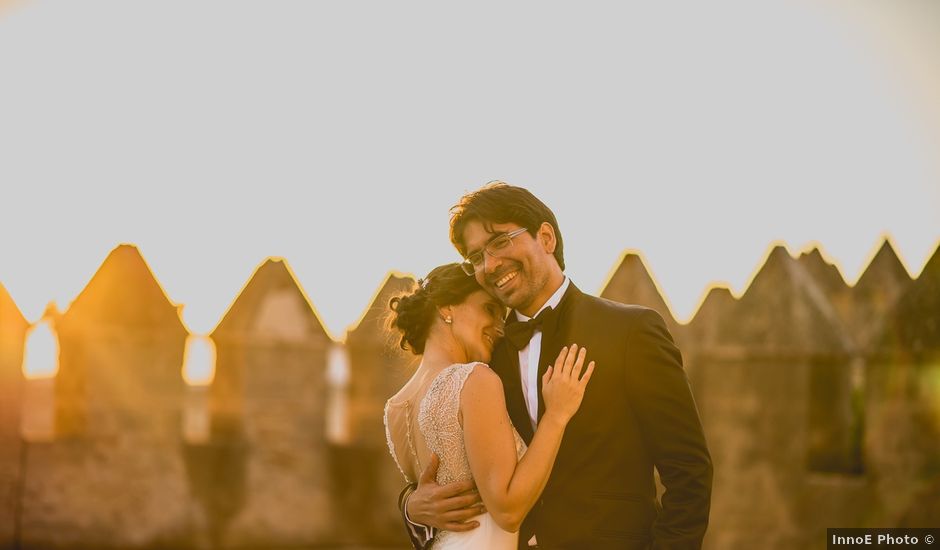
[460,219,555,313]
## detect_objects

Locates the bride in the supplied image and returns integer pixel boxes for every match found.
[384,263,594,549]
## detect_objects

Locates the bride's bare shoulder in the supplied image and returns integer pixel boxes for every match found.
[461,362,505,404]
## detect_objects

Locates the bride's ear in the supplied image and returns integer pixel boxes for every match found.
[438,306,454,325]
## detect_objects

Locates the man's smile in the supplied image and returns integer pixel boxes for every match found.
[494,270,519,289]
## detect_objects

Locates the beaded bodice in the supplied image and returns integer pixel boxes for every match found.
[384,362,527,486]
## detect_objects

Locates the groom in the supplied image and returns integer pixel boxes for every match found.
[399,183,712,549]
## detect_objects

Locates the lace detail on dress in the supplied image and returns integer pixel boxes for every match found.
[418,363,476,485]
[419,363,527,549]
[418,363,527,487]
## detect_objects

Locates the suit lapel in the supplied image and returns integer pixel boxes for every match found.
[494,318,535,444]
[536,283,581,423]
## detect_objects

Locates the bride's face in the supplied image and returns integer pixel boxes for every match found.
[450,290,506,362]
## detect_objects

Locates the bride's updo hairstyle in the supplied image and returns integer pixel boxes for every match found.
[388,263,482,355]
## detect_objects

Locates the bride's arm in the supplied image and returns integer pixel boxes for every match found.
[461,345,593,533]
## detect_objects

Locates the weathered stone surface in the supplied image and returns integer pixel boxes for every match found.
[684,285,736,414]
[20,377,55,442]
[687,286,736,349]
[54,245,188,439]
[863,243,940,529]
[600,251,683,343]
[711,245,855,357]
[18,245,194,549]
[21,437,205,549]
[342,272,417,546]
[0,282,28,549]
[687,243,940,549]
[691,246,861,549]
[850,240,912,354]
[699,358,815,549]
[209,258,334,548]
[4,240,939,549]
[797,246,855,339]
[878,243,940,358]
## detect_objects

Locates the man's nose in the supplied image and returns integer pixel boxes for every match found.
[483,252,502,274]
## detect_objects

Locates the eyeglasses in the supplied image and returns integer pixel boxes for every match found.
[460,227,529,275]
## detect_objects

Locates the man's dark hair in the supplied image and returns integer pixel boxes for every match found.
[449,181,565,271]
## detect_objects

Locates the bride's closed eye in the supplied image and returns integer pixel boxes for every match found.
[484,301,506,333]
[483,302,499,320]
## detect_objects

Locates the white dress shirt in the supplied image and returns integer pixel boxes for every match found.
[514,276,570,432]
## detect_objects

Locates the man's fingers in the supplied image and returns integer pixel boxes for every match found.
[438,490,481,511]
[542,365,553,385]
[435,480,476,499]
[419,453,440,484]
[440,504,485,523]
[444,520,480,532]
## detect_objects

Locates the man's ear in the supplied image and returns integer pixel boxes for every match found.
[537,222,557,254]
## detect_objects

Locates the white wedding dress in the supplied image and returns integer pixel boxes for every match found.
[385,362,528,549]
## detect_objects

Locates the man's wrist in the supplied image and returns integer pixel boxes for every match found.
[403,490,425,528]
[401,487,435,546]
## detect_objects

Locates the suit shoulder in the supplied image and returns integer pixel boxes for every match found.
[579,293,666,326]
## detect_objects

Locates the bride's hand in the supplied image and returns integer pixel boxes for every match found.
[541,344,594,424]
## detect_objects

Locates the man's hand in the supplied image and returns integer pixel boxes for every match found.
[406,453,485,531]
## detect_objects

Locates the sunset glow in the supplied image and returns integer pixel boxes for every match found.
[182,335,215,386]
[22,321,58,379]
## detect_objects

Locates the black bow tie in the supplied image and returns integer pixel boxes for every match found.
[505,307,556,351]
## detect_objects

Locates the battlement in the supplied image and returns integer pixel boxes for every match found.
[0,238,937,549]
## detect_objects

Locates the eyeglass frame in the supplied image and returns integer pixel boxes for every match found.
[460,227,530,276]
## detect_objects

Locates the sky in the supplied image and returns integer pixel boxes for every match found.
[1,0,939,344]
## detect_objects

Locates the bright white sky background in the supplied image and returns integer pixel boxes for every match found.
[2,1,939,346]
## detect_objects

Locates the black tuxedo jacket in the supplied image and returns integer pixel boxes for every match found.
[492,283,712,549]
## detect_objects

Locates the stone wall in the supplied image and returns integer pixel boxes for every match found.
[0,283,28,550]
[340,273,418,547]
[207,258,333,548]
[0,239,938,549]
